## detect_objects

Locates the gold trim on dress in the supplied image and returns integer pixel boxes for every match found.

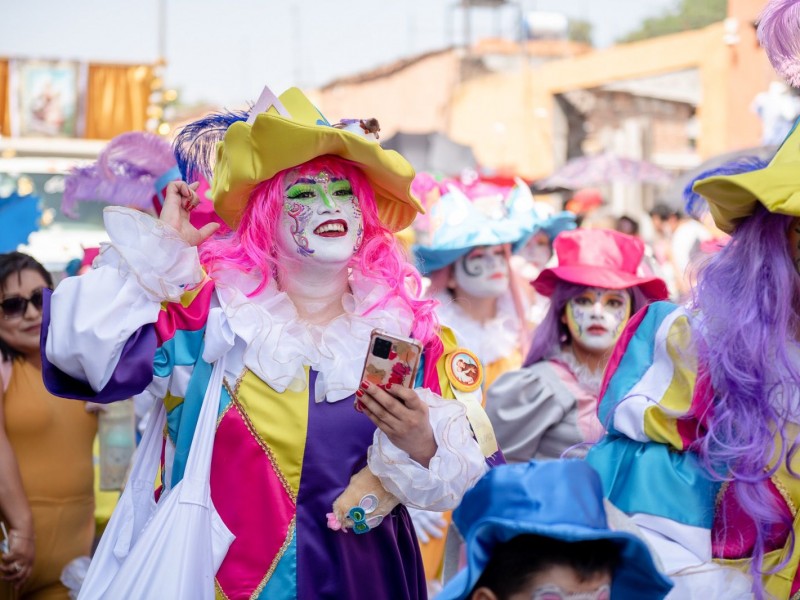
[250,518,297,600]
[223,378,297,503]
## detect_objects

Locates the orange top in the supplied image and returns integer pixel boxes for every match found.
[4,358,96,502]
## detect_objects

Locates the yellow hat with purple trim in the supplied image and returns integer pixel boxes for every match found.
[211,87,423,231]
[692,119,800,233]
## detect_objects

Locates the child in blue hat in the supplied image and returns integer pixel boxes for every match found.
[437,460,673,600]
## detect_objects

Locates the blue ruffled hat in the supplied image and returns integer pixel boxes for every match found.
[412,184,527,275]
[436,460,673,600]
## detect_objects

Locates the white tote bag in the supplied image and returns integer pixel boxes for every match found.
[79,357,234,600]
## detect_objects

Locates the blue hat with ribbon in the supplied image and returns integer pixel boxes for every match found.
[412,184,526,275]
[436,460,672,600]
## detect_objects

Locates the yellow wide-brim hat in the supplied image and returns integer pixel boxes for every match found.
[692,120,800,233]
[211,87,423,231]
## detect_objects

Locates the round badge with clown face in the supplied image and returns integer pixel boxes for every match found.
[445,349,483,392]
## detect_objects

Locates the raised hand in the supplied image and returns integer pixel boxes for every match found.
[159,180,220,246]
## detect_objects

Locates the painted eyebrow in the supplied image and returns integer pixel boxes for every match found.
[285,176,347,190]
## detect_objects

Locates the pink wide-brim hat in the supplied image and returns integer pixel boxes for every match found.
[532,228,668,300]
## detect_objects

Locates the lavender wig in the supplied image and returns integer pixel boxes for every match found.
[692,204,800,596]
[758,0,800,88]
[523,282,649,367]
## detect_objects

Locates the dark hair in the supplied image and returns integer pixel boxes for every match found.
[471,534,620,599]
[615,215,639,237]
[649,203,680,220]
[0,252,53,362]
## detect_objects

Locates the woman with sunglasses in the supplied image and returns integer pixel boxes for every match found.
[0,252,96,599]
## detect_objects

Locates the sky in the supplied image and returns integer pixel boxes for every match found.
[1,0,677,108]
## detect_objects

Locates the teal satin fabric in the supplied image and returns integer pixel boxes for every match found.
[587,436,720,529]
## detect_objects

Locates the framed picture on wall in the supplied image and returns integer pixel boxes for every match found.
[9,59,86,138]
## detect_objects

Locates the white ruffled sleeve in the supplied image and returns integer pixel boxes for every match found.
[367,388,488,511]
[46,207,204,391]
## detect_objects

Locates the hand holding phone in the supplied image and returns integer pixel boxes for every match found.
[356,329,422,411]
[355,330,436,466]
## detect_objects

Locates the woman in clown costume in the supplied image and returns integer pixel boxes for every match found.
[583,4,800,597]
[41,87,501,599]
[413,185,529,389]
[486,228,668,463]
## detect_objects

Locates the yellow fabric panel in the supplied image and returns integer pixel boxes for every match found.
[236,368,309,498]
[85,64,153,139]
[0,60,8,136]
[160,276,210,311]
[642,314,697,450]
[642,405,684,449]
[163,391,184,413]
[436,326,459,401]
[93,436,121,534]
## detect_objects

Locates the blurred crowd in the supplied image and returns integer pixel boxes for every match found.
[0,72,790,600]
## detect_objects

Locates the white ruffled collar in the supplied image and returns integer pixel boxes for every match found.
[205,267,415,403]
[550,349,603,397]
[434,291,521,365]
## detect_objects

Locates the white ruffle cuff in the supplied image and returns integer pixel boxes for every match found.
[367,388,488,511]
[98,207,204,302]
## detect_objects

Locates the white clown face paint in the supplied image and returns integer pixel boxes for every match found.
[453,245,510,299]
[521,231,553,270]
[564,287,632,353]
[276,170,364,265]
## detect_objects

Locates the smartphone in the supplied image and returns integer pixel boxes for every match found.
[0,521,8,554]
[356,329,423,411]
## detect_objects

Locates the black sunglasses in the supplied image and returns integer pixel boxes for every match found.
[1,288,48,319]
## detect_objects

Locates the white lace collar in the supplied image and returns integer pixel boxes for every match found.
[551,349,603,397]
[434,291,521,365]
[205,267,415,403]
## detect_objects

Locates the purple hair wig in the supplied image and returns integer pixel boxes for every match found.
[758,0,800,88]
[692,204,800,597]
[523,282,649,367]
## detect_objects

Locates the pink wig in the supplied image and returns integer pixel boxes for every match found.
[200,155,439,346]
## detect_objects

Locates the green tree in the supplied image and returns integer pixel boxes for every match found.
[618,0,727,43]
[568,19,594,45]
